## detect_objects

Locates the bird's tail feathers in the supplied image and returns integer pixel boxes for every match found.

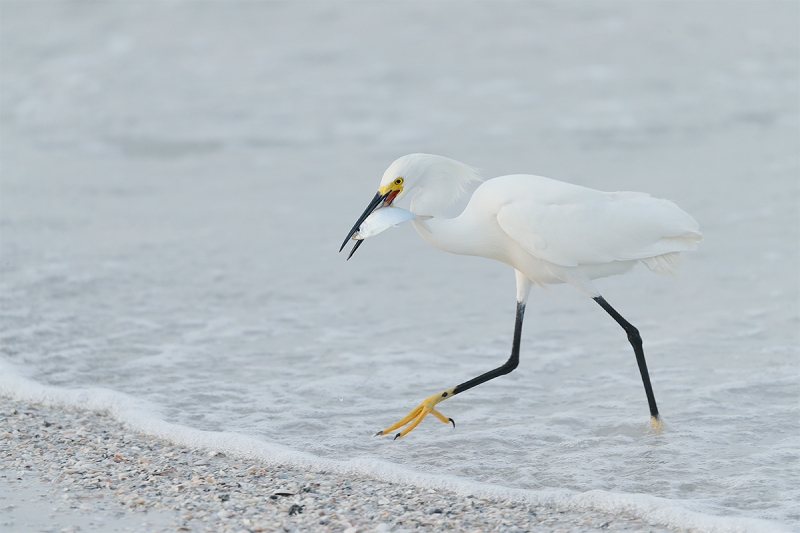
[641,253,683,276]
[638,229,702,276]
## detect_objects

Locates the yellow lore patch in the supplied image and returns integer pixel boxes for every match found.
[378,177,404,196]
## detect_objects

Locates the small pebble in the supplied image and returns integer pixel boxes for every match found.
[288,503,303,516]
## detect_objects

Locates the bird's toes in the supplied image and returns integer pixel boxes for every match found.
[649,415,665,433]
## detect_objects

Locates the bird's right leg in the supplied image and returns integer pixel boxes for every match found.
[376,300,527,440]
[593,295,661,428]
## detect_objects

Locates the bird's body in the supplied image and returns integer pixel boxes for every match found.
[341,154,701,439]
[412,172,701,293]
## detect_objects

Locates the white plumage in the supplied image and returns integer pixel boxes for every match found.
[377,154,701,295]
[342,153,702,438]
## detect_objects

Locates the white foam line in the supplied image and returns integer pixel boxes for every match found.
[0,358,787,533]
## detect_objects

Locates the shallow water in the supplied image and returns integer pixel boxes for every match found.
[2,2,798,531]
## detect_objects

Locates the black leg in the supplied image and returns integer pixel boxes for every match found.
[452,301,526,396]
[376,301,527,439]
[593,295,660,421]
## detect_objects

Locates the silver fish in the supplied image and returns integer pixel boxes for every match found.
[353,207,417,240]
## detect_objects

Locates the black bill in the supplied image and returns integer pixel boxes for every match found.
[339,191,388,259]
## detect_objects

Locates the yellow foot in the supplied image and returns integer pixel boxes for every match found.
[375,388,456,440]
[649,415,664,433]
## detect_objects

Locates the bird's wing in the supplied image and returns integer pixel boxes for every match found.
[496,190,701,267]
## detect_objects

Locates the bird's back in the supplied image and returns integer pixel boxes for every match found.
[457,174,701,278]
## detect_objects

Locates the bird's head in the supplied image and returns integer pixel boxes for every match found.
[340,154,481,258]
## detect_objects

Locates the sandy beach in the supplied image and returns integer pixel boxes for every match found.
[1,396,680,533]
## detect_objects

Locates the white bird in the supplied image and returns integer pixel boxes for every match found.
[340,154,701,439]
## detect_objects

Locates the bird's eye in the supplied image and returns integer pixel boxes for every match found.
[394,178,403,185]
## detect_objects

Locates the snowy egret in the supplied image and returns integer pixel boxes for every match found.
[340,154,701,439]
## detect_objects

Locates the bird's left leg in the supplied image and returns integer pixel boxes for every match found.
[377,274,532,439]
[376,302,526,439]
[374,388,457,440]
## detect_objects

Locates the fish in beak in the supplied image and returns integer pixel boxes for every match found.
[340,180,404,260]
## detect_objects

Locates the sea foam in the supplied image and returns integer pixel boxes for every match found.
[0,359,786,533]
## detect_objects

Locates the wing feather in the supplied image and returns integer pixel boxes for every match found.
[494,180,701,267]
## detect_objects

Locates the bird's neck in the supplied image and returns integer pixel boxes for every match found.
[402,155,485,254]
[406,158,480,217]
[412,212,483,257]
[409,183,463,218]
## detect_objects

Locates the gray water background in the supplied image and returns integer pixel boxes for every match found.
[2,1,798,527]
